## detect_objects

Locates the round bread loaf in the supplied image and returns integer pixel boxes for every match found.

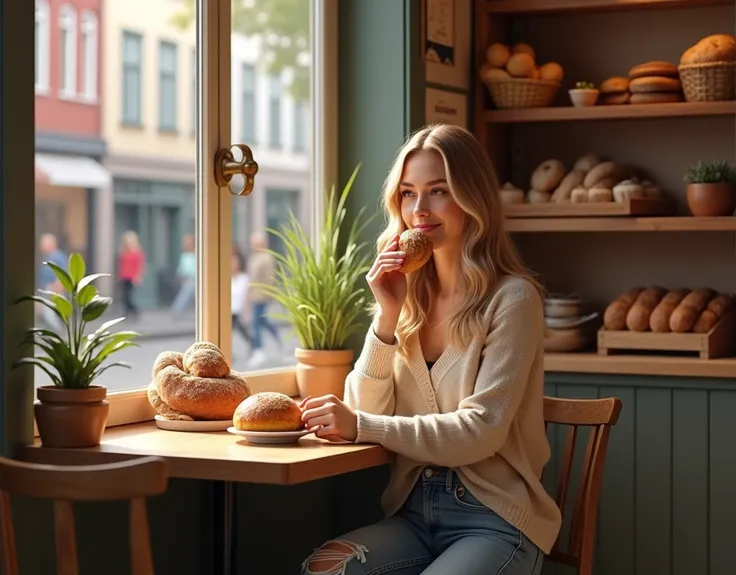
[183,341,230,378]
[233,392,304,432]
[599,76,630,94]
[680,34,735,65]
[629,76,682,94]
[398,229,433,274]
[628,61,679,79]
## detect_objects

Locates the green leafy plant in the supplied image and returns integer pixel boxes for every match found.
[683,160,736,185]
[252,164,377,350]
[574,81,596,90]
[14,253,140,389]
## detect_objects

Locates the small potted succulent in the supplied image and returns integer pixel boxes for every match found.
[684,159,736,217]
[15,253,140,447]
[569,80,599,107]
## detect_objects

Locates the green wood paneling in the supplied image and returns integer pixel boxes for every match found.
[544,374,736,575]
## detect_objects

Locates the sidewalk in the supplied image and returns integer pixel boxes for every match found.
[85,307,290,341]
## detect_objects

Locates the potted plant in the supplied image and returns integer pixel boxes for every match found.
[253,165,377,399]
[684,159,736,217]
[569,80,599,107]
[15,253,140,448]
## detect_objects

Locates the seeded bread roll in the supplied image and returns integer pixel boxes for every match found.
[398,229,433,273]
[604,287,644,330]
[233,392,304,432]
[680,34,736,65]
[670,288,716,332]
[626,286,667,332]
[649,289,690,333]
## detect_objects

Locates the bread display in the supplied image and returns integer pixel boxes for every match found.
[499,154,665,207]
[398,229,433,273]
[678,34,736,102]
[232,392,304,432]
[598,60,686,106]
[603,287,733,334]
[148,342,250,421]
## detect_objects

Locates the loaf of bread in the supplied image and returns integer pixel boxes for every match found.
[148,342,251,421]
[626,286,667,331]
[692,293,733,333]
[604,287,644,330]
[669,288,716,333]
[648,289,689,332]
[233,392,304,432]
[680,34,736,65]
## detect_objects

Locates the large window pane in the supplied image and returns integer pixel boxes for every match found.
[227,0,311,371]
[34,0,197,393]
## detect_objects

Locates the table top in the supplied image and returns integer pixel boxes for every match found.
[20,421,394,484]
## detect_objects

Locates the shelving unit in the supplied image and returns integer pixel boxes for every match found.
[485,100,735,124]
[474,0,736,377]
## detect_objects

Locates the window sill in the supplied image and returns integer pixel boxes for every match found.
[120,122,144,130]
[158,127,179,136]
[32,366,299,437]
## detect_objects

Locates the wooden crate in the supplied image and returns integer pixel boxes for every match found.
[503,197,673,218]
[597,305,736,359]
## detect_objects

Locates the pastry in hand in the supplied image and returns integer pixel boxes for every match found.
[398,229,433,273]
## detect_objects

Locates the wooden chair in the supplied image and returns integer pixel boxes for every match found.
[0,456,168,575]
[543,396,623,575]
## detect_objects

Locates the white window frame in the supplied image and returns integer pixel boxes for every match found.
[80,10,98,102]
[35,0,50,94]
[80,0,338,431]
[58,4,77,99]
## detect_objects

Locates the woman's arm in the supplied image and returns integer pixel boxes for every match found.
[354,296,543,467]
[343,315,399,417]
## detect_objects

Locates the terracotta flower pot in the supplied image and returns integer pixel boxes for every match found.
[294,348,354,400]
[686,182,735,217]
[35,385,109,448]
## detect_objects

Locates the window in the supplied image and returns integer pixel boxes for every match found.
[80,11,98,101]
[241,64,256,144]
[268,74,282,148]
[35,0,50,92]
[159,41,178,131]
[31,0,335,431]
[58,4,77,97]
[122,31,142,126]
[293,101,308,153]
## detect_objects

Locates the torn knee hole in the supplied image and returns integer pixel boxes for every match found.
[302,540,368,575]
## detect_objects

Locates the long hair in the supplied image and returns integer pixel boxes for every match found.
[372,123,544,353]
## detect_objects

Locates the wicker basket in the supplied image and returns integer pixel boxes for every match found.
[678,61,735,102]
[483,78,560,109]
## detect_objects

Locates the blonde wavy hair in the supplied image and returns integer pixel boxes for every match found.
[372,123,543,353]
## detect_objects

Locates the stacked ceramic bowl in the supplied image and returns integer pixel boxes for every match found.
[543,294,598,353]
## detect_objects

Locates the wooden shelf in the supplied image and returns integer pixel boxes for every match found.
[485,0,731,15]
[545,352,736,378]
[484,101,735,124]
[506,216,736,232]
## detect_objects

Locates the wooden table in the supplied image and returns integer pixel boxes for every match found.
[20,421,394,575]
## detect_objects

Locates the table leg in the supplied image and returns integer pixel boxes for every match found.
[213,480,238,575]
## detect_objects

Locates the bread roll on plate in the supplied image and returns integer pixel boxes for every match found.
[233,392,304,432]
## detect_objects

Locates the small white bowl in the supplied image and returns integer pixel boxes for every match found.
[569,89,599,107]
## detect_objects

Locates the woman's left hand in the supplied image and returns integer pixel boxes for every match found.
[300,395,358,442]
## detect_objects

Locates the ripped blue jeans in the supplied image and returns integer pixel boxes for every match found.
[301,466,543,575]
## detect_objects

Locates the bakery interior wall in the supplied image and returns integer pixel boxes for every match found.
[0,0,419,573]
[501,4,736,305]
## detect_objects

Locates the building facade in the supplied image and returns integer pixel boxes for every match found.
[99,0,311,309]
[34,0,110,284]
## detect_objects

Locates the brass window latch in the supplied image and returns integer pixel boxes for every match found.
[214,144,259,196]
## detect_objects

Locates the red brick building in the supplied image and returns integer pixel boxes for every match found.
[34,0,110,278]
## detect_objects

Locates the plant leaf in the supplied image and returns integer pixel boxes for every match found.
[13,357,62,387]
[68,253,86,287]
[77,284,97,306]
[77,273,111,291]
[45,261,74,292]
[82,296,112,322]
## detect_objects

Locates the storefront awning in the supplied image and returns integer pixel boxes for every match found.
[35,153,112,189]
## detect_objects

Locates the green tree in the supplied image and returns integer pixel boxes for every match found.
[171,0,310,101]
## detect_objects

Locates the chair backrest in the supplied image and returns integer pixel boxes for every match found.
[543,396,622,575]
[0,456,168,575]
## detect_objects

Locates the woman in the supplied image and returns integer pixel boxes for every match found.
[231,249,252,347]
[117,230,145,319]
[300,124,561,574]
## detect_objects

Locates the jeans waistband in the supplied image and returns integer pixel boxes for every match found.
[419,466,458,490]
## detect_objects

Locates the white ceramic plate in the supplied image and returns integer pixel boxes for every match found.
[226,427,314,444]
[154,415,232,432]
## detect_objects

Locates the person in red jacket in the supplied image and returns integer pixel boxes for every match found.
[117,230,145,319]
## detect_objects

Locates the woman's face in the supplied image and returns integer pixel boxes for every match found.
[399,150,466,252]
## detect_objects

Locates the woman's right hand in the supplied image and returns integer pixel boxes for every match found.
[366,234,407,320]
